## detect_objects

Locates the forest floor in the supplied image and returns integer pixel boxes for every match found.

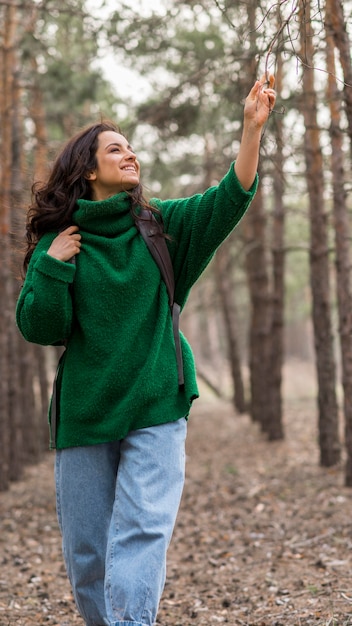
[1,360,352,626]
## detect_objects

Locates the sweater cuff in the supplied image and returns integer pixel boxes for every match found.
[34,251,76,283]
[223,161,259,198]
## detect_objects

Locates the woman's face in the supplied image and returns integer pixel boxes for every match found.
[87,131,141,200]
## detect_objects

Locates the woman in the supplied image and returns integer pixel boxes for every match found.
[16,75,276,626]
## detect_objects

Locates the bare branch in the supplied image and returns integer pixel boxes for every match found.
[212,0,352,91]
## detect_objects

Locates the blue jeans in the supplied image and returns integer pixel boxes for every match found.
[55,418,187,626]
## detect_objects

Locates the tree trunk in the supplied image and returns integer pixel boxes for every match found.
[29,66,52,452]
[29,55,50,182]
[240,0,273,431]
[266,53,285,441]
[0,240,10,491]
[299,1,340,467]
[8,51,26,482]
[20,342,42,465]
[215,239,247,414]
[325,0,352,482]
[326,0,352,161]
[243,185,271,428]
[0,3,19,489]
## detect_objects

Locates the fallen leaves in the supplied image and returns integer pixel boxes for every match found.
[1,387,352,625]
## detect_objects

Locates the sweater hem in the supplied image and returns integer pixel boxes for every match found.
[54,395,198,450]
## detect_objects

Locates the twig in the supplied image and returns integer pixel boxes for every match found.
[287,527,336,549]
[263,1,300,83]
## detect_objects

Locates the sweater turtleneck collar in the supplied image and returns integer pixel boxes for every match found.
[73,192,134,235]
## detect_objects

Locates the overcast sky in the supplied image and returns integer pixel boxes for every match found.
[88,0,161,103]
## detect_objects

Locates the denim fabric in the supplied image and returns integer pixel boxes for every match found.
[55,418,187,626]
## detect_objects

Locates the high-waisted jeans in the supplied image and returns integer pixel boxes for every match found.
[55,418,187,626]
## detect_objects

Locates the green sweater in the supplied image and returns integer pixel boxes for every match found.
[16,164,257,449]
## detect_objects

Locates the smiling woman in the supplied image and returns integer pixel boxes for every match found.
[85,132,141,200]
[15,75,276,626]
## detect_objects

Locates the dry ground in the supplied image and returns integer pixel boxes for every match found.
[1,361,352,626]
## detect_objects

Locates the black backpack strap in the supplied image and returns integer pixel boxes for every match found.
[137,209,174,307]
[50,349,66,449]
[136,209,184,386]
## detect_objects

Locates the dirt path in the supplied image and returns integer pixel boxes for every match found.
[1,376,352,625]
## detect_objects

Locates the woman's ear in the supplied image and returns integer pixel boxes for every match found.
[84,170,97,181]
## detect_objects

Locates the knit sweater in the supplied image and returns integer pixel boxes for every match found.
[16,163,258,449]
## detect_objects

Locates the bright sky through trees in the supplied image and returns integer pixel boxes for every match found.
[86,0,161,102]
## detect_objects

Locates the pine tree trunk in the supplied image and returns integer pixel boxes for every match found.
[325,0,352,482]
[327,0,352,160]
[20,342,41,464]
[0,2,19,489]
[8,325,24,482]
[0,243,10,491]
[8,49,26,482]
[243,186,271,428]
[299,2,340,467]
[215,239,247,414]
[266,55,285,441]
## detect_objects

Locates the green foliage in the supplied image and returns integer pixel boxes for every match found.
[19,0,121,145]
[105,0,256,191]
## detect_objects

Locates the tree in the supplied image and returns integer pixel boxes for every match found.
[243,182,272,428]
[0,1,21,489]
[215,238,247,413]
[298,0,340,467]
[266,51,285,441]
[326,0,352,159]
[325,0,352,484]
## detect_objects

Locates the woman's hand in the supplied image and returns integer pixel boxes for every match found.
[47,225,81,262]
[243,74,276,129]
[234,74,277,190]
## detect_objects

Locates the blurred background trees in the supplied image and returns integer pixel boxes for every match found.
[1,0,352,487]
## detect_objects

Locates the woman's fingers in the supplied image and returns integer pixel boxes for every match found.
[47,226,82,262]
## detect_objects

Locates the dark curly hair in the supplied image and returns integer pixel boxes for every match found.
[23,120,161,274]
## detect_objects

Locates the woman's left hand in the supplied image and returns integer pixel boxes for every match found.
[243,74,276,129]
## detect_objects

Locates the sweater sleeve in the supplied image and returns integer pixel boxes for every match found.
[16,233,76,345]
[151,163,258,307]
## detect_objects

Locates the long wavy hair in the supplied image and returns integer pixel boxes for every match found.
[23,120,161,274]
